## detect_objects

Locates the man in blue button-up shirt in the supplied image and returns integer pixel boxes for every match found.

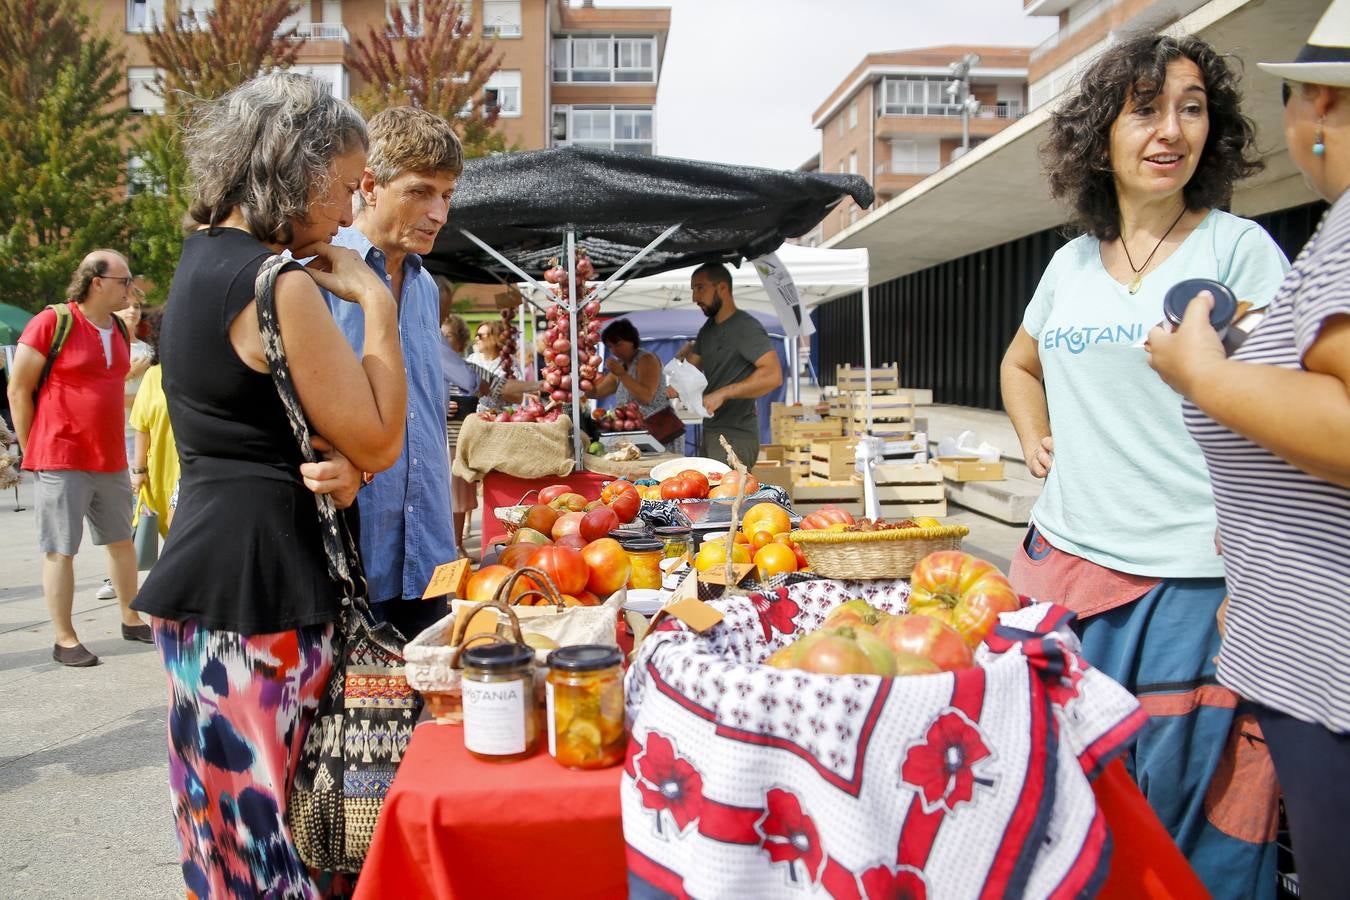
[323,107,464,640]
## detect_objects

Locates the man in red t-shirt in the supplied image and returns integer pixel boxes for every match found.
[6,250,153,666]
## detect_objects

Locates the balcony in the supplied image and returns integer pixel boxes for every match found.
[873,159,940,194]
[289,22,349,42]
[876,105,1025,138]
[1030,0,1115,63]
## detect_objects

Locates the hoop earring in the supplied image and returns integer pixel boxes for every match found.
[1313,120,1326,157]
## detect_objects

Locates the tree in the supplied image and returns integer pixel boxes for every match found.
[128,0,303,302]
[347,0,511,159]
[0,0,129,311]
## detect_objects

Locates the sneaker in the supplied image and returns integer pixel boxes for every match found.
[95,578,116,600]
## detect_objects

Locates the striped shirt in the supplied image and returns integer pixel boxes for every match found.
[1184,193,1350,732]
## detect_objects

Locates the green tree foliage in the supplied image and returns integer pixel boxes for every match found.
[0,0,129,311]
[348,0,511,158]
[128,0,303,303]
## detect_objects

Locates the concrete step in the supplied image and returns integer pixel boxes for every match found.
[945,476,1039,526]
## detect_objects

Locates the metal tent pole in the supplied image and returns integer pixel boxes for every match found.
[791,337,801,404]
[863,284,873,431]
[458,228,552,312]
[566,230,584,469]
[589,223,683,303]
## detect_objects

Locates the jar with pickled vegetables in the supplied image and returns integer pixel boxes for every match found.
[621,538,664,589]
[461,643,540,762]
[546,645,626,769]
[653,525,692,563]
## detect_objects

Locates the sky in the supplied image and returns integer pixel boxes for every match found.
[603,0,1058,170]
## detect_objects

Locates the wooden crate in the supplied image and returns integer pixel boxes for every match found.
[828,394,915,422]
[791,479,863,516]
[938,457,1005,482]
[759,443,787,463]
[752,462,794,492]
[809,438,857,481]
[863,462,947,517]
[776,417,844,445]
[835,363,900,393]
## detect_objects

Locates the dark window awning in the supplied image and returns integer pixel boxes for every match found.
[426,145,874,284]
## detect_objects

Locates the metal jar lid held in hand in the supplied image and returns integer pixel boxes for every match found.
[1163,278,1239,336]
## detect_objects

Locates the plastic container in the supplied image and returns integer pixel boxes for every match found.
[653,525,693,562]
[461,642,540,762]
[622,538,664,590]
[546,645,626,769]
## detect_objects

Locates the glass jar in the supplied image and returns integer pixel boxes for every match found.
[653,526,692,563]
[461,642,540,762]
[546,645,626,769]
[621,538,664,589]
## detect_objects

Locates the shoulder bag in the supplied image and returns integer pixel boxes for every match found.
[251,255,422,873]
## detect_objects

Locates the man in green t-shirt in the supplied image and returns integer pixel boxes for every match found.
[676,263,782,467]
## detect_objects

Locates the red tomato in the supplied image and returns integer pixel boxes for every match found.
[581,538,630,598]
[601,480,640,523]
[527,545,589,596]
[677,469,710,498]
[579,505,620,542]
[550,511,585,541]
[873,614,974,672]
[799,506,856,531]
[659,476,701,500]
[464,565,535,604]
[908,551,1021,647]
[788,629,894,676]
[538,484,571,505]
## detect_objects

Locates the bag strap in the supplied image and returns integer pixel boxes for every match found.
[36,303,74,394]
[251,255,363,605]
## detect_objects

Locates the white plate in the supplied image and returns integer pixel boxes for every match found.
[649,456,731,482]
[623,589,665,616]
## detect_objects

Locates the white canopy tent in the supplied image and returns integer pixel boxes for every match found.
[517,243,876,409]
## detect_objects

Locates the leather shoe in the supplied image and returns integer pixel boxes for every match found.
[121,623,154,644]
[53,643,99,667]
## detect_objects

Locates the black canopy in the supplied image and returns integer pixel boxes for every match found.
[425,145,874,285]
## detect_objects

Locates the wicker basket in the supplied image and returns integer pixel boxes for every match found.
[493,490,540,538]
[789,525,969,580]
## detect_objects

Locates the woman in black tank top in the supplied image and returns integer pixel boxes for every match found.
[131,73,406,898]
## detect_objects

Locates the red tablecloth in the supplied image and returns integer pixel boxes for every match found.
[479,470,613,556]
[353,722,626,900]
[354,727,1203,900]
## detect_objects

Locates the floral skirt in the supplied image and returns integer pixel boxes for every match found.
[151,616,335,899]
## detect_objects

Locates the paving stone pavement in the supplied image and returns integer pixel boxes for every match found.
[0,469,1022,898]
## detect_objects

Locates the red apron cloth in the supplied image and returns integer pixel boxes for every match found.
[479,470,612,556]
[352,722,627,900]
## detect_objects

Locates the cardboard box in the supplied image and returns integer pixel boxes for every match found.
[938,457,1005,482]
[752,462,794,492]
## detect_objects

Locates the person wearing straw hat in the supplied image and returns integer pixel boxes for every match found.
[1148,4,1350,895]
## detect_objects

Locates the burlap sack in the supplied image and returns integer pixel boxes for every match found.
[452,413,574,481]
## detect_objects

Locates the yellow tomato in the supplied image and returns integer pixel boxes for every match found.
[753,543,798,578]
[695,540,752,572]
[912,516,942,529]
[740,502,791,541]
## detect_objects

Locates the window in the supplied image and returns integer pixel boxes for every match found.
[553,35,657,83]
[289,64,348,101]
[484,70,521,117]
[129,0,211,31]
[386,0,421,36]
[848,99,857,129]
[127,67,162,113]
[848,151,857,175]
[552,105,654,154]
[880,77,961,117]
[483,0,521,37]
[127,154,164,197]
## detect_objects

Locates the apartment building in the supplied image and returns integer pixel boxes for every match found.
[98,0,670,159]
[809,46,1031,243]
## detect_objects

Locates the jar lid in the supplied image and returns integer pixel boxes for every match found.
[1163,278,1238,330]
[548,644,623,671]
[608,527,648,541]
[462,642,534,670]
[653,526,691,537]
[620,538,664,552]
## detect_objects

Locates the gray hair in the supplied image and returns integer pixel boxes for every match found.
[185,72,367,244]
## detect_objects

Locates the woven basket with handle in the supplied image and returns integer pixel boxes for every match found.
[789,525,969,580]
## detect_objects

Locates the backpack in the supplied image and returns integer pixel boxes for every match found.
[35,302,131,394]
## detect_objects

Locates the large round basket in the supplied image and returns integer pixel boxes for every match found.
[789,525,969,580]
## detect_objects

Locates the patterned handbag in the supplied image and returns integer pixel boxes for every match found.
[250,255,421,873]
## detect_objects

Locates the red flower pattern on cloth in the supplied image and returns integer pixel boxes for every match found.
[749,590,802,643]
[900,709,996,815]
[859,864,930,900]
[756,787,825,882]
[634,731,704,833]
[1044,652,1086,708]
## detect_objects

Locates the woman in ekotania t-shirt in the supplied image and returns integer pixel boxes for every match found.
[1148,6,1350,892]
[999,33,1288,896]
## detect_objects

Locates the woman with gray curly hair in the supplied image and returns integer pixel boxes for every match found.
[132,73,405,898]
[1000,33,1289,895]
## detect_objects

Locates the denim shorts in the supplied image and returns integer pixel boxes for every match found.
[35,469,134,555]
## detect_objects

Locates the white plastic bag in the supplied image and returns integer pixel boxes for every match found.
[663,357,711,418]
[937,429,1002,463]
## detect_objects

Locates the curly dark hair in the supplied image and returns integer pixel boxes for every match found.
[1043,32,1263,240]
[140,306,164,363]
[601,317,641,347]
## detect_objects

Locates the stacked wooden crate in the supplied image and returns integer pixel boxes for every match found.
[770,403,844,482]
[831,364,915,439]
[867,461,947,518]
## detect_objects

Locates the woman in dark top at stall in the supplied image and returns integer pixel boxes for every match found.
[132,73,406,898]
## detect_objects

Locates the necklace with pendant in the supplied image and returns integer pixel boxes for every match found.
[1121,205,1188,294]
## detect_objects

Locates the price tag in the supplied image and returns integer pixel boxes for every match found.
[422,559,470,599]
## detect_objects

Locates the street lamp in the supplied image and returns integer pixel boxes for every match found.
[946,53,982,158]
